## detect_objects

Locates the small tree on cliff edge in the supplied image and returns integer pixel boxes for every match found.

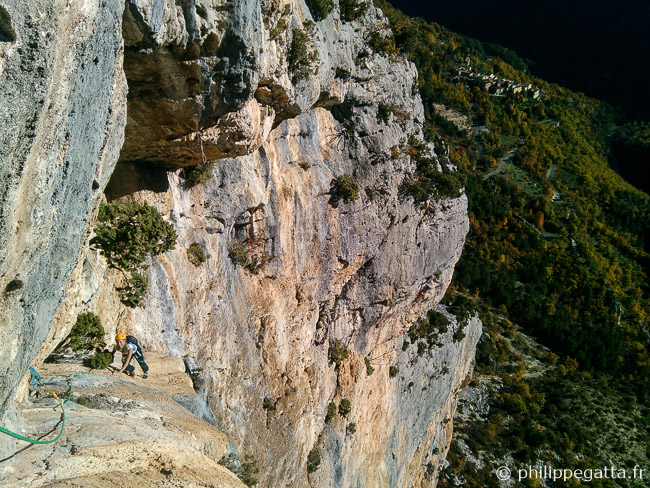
[91,201,176,307]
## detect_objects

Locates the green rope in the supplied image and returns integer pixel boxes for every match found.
[0,406,66,445]
[0,370,80,444]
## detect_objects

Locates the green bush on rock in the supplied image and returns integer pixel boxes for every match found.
[404,170,466,201]
[56,312,105,352]
[83,350,114,370]
[182,161,215,188]
[340,0,369,22]
[116,271,148,308]
[305,0,334,20]
[218,453,259,487]
[334,174,360,202]
[288,26,319,82]
[91,201,177,307]
[338,398,352,417]
[328,339,349,369]
[364,357,375,375]
[228,239,275,274]
[325,401,337,423]
[188,242,209,266]
[307,448,321,473]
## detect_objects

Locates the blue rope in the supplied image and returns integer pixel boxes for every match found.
[28,366,41,389]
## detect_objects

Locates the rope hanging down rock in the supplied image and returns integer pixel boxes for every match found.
[0,367,85,445]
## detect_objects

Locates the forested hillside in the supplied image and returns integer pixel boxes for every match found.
[379,2,650,486]
[387,0,650,123]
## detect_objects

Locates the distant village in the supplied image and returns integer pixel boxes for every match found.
[455,56,546,100]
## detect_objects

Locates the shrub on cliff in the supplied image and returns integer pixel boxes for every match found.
[288,25,319,82]
[325,401,337,423]
[334,174,360,202]
[188,242,209,266]
[378,102,394,124]
[248,250,275,274]
[55,312,104,352]
[91,201,177,307]
[228,241,249,267]
[83,350,114,370]
[340,0,369,22]
[403,170,466,201]
[338,398,351,417]
[408,309,450,349]
[442,292,478,328]
[116,271,149,308]
[92,201,177,271]
[328,339,349,369]
[307,448,321,473]
[365,357,375,375]
[218,453,259,487]
[367,30,399,58]
[228,239,275,274]
[305,0,334,20]
[400,135,466,201]
[263,397,276,411]
[182,161,215,188]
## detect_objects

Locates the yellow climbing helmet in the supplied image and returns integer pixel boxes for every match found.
[115,333,126,341]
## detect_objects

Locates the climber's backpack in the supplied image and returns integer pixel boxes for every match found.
[126,335,144,359]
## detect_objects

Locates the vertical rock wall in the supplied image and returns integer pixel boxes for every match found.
[66,106,475,486]
[0,0,126,458]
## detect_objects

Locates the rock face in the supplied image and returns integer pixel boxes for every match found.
[0,0,126,457]
[0,1,480,487]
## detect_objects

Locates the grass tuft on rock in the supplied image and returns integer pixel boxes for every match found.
[182,161,215,188]
[188,242,209,266]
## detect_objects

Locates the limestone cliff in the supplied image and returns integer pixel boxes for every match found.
[0,1,480,486]
[0,0,127,458]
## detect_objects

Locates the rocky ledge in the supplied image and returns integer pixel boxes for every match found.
[3,354,245,488]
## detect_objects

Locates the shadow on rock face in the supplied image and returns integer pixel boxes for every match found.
[105,161,170,201]
[0,6,16,43]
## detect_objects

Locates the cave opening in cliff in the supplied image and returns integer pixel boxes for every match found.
[104,162,170,201]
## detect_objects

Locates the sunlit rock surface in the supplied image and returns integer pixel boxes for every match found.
[1,1,479,486]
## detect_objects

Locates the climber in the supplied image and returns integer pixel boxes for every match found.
[113,333,149,379]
